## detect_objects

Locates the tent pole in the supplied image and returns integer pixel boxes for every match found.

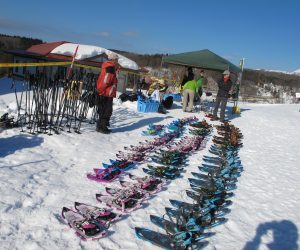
[233,58,245,111]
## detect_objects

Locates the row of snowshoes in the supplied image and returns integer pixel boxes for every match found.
[135,124,243,249]
[114,117,199,163]
[62,174,167,240]
[135,192,230,249]
[195,127,243,194]
[87,119,207,183]
[72,117,210,242]
[134,124,231,249]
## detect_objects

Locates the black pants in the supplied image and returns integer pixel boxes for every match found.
[96,95,113,128]
[213,97,228,121]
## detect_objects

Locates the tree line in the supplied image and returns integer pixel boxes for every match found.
[1,34,299,98]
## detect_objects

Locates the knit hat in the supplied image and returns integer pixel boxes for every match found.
[108,53,119,60]
[222,70,230,75]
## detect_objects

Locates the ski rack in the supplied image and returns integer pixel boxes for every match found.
[11,70,98,135]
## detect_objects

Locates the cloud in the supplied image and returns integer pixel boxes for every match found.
[121,31,139,37]
[95,32,111,37]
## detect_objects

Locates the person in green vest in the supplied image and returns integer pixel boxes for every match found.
[182,79,197,112]
[180,67,194,90]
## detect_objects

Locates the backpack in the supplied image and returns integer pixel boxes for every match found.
[119,93,129,102]
[162,96,173,109]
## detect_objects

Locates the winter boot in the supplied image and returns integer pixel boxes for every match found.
[97,127,111,134]
[96,120,111,134]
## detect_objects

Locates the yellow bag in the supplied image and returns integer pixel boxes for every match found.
[232,106,241,114]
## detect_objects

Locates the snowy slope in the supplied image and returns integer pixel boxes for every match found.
[293,69,300,75]
[51,43,139,70]
[255,68,300,76]
[1,77,300,250]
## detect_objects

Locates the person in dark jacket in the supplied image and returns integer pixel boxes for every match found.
[96,53,119,134]
[181,67,194,89]
[212,70,233,122]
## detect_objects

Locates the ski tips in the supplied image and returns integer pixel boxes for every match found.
[74,201,84,208]
[61,206,71,219]
[169,199,177,205]
[74,202,80,207]
[62,206,71,213]
[149,214,157,220]
[95,193,102,201]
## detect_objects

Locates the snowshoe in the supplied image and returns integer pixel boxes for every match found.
[105,187,148,201]
[61,207,107,240]
[119,179,163,195]
[87,168,123,182]
[96,193,142,213]
[135,227,208,250]
[74,202,121,226]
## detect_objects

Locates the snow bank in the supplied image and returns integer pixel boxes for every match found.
[51,43,139,70]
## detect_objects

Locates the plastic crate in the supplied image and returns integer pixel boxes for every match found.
[137,96,160,113]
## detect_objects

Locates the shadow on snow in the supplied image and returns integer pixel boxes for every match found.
[243,220,298,250]
[111,107,173,133]
[113,116,173,133]
[0,134,44,158]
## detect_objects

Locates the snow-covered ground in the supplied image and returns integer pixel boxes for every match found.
[1,77,300,250]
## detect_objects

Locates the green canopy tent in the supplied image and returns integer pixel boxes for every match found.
[163,49,242,114]
[162,49,240,74]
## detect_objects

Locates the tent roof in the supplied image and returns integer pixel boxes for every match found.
[162,49,240,73]
[27,41,68,56]
[22,41,139,70]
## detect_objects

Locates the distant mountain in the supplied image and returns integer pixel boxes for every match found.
[112,49,165,68]
[292,69,300,75]
[0,34,43,76]
[1,34,299,103]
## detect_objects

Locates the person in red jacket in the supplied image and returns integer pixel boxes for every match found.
[96,53,119,134]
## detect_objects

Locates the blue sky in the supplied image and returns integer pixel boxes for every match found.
[1,0,299,71]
